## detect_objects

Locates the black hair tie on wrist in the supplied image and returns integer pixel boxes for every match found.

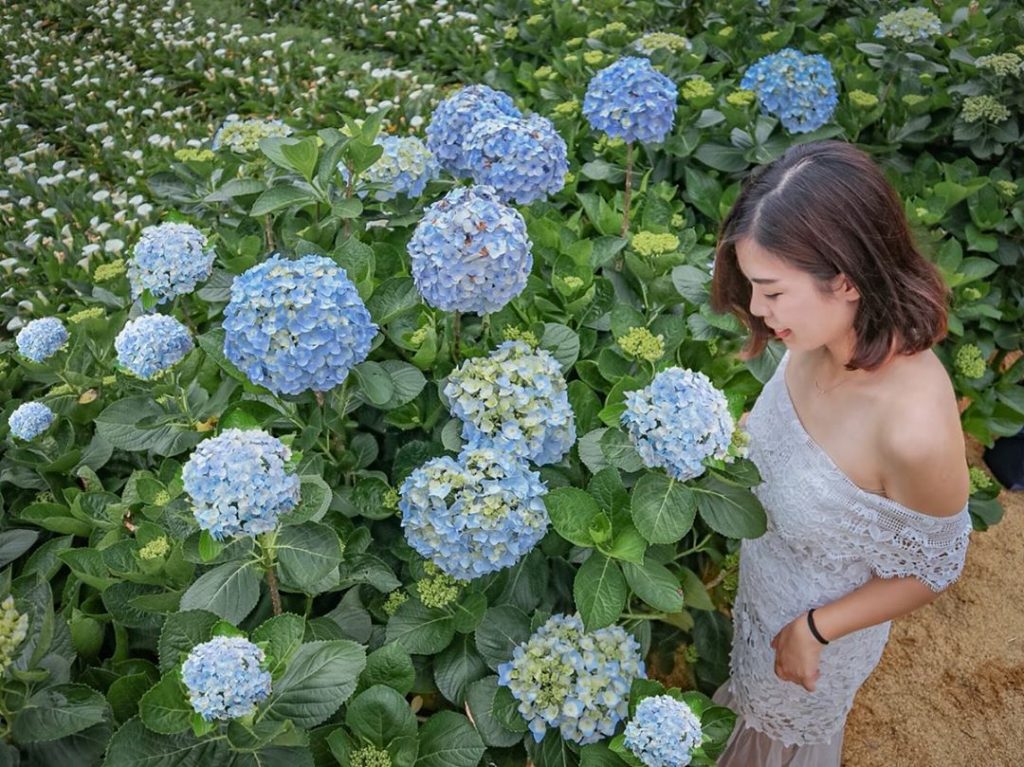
[807,608,830,645]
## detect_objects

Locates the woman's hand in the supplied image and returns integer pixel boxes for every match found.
[770,611,824,692]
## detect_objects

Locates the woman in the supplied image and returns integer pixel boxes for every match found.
[707,140,973,767]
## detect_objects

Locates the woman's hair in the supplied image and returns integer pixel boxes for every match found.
[710,140,949,371]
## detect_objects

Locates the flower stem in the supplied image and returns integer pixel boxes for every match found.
[266,567,283,617]
[621,141,635,239]
[452,311,462,363]
[260,532,282,616]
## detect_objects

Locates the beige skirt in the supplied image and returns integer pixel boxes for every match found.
[711,680,843,767]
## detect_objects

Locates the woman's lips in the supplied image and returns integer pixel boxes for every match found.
[774,328,791,338]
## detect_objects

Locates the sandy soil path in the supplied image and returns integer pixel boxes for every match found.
[843,447,1024,766]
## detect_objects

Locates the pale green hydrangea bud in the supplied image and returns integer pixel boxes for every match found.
[383,488,400,512]
[962,286,983,301]
[995,180,1018,198]
[849,90,880,109]
[954,344,985,379]
[974,53,1023,78]
[48,383,75,397]
[583,51,606,66]
[560,275,584,292]
[680,76,714,102]
[0,596,29,676]
[534,66,553,80]
[416,562,462,609]
[175,148,216,162]
[351,744,392,767]
[968,466,994,495]
[553,99,580,117]
[382,590,408,617]
[139,536,170,560]
[501,326,539,347]
[94,260,127,282]
[618,327,665,363]
[683,644,699,664]
[902,94,927,107]
[631,231,680,257]
[759,31,780,44]
[69,307,105,324]
[726,89,756,107]
[961,95,1010,124]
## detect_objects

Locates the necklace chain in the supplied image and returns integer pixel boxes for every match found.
[813,374,850,396]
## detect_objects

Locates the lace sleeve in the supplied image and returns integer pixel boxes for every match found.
[858,503,972,593]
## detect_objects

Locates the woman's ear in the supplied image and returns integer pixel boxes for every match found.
[832,273,860,302]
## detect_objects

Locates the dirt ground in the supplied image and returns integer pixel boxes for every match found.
[843,441,1024,767]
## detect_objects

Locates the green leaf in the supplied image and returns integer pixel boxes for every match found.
[275,522,344,594]
[630,473,697,544]
[573,553,627,631]
[694,474,767,538]
[139,674,192,735]
[285,475,333,526]
[604,524,646,565]
[11,684,110,743]
[622,561,684,613]
[102,716,227,766]
[414,711,485,767]
[465,676,523,749]
[280,138,319,182]
[252,614,306,678]
[332,198,363,219]
[345,685,417,748]
[158,611,220,674]
[678,567,715,611]
[600,429,644,473]
[540,323,580,372]
[203,178,265,203]
[0,529,39,567]
[179,561,260,624]
[474,605,531,670]
[95,397,202,457]
[263,640,366,729]
[250,186,315,217]
[433,634,488,706]
[386,599,456,655]
[352,361,395,406]
[361,642,416,694]
[367,277,420,325]
[544,487,601,547]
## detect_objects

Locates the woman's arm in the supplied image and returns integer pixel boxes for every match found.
[809,573,940,643]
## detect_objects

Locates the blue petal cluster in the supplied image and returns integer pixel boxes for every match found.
[338,135,439,201]
[497,613,646,745]
[444,340,575,465]
[464,114,568,204]
[223,254,378,396]
[8,402,55,441]
[583,57,678,144]
[16,317,69,362]
[425,84,522,178]
[181,636,272,721]
[624,695,704,767]
[621,367,734,482]
[127,222,216,304]
[740,48,838,134]
[407,185,532,315]
[399,446,549,581]
[182,428,301,540]
[114,314,194,380]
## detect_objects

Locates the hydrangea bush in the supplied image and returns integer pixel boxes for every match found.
[407,185,533,313]
[182,428,301,539]
[0,0,1016,763]
[444,340,576,464]
[398,445,549,580]
[223,254,378,395]
[181,636,272,720]
[497,613,645,744]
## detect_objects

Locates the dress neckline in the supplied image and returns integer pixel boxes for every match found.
[775,351,969,521]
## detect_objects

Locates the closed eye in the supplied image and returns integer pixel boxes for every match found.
[764,293,781,299]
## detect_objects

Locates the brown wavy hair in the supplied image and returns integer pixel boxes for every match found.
[709,140,949,371]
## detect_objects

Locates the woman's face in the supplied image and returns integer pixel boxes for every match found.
[734,236,859,350]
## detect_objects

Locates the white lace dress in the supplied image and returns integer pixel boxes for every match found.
[711,351,972,767]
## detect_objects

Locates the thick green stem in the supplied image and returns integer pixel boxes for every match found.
[260,532,282,616]
[621,141,635,239]
[452,311,462,363]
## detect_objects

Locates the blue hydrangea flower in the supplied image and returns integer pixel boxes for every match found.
[223,254,378,396]
[444,340,575,465]
[338,135,439,201]
[114,314,194,380]
[874,8,942,44]
[621,368,734,482]
[740,48,838,134]
[399,446,549,581]
[407,185,532,315]
[583,57,678,144]
[127,222,216,304]
[15,317,69,362]
[624,695,704,767]
[212,117,293,153]
[497,613,646,745]
[181,636,272,721]
[8,402,55,441]
[426,84,523,178]
[182,428,301,540]
[464,114,568,204]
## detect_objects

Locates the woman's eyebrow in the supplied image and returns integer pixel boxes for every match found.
[750,277,779,284]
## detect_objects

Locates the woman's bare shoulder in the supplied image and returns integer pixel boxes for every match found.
[873,350,969,516]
